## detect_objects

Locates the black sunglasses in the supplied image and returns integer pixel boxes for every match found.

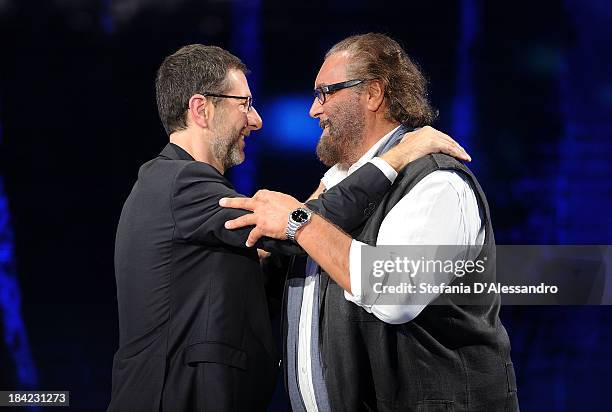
[313,79,365,104]
[200,93,253,112]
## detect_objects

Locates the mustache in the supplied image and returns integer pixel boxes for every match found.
[319,119,331,129]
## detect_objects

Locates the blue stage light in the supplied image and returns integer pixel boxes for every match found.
[100,0,114,36]
[0,179,38,389]
[258,95,321,152]
[229,0,261,195]
[451,0,478,153]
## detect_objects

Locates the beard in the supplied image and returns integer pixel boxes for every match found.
[315,94,366,167]
[211,111,245,170]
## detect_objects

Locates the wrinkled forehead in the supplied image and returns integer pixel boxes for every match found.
[224,69,251,96]
[314,52,351,88]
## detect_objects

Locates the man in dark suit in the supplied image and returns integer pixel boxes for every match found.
[109,44,471,411]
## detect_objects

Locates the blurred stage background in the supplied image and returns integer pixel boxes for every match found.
[1,0,611,410]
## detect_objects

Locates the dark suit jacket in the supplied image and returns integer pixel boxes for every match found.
[109,143,393,411]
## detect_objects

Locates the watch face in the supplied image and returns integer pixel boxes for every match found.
[291,209,309,223]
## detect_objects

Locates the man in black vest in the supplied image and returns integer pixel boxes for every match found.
[222,34,519,411]
[109,44,470,411]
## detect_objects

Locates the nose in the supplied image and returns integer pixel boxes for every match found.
[309,96,323,119]
[247,107,262,131]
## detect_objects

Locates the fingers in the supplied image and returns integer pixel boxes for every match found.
[425,128,457,148]
[437,134,470,161]
[440,142,472,162]
[440,134,467,155]
[401,127,453,148]
[415,126,457,147]
[246,228,264,248]
[437,133,458,147]
[219,197,256,210]
[253,189,271,200]
[224,214,257,230]
[224,214,271,247]
[429,129,467,155]
[406,127,472,162]
[257,248,271,260]
[457,146,471,162]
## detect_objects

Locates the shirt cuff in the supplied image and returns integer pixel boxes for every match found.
[369,157,398,184]
[344,239,367,305]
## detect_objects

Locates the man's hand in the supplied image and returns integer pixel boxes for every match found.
[380,126,471,172]
[219,190,303,247]
[257,248,271,261]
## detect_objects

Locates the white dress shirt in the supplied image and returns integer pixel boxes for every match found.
[296,126,484,411]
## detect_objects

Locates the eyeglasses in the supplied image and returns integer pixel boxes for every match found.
[201,93,253,113]
[313,79,364,105]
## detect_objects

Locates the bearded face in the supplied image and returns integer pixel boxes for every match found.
[315,92,366,167]
[210,106,245,170]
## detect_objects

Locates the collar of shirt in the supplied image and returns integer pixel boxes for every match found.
[322,125,401,189]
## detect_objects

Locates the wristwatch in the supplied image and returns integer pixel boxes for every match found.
[286,207,313,242]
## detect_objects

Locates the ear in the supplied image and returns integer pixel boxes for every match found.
[187,94,214,129]
[365,80,385,112]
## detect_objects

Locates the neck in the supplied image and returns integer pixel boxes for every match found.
[170,129,225,174]
[352,118,400,164]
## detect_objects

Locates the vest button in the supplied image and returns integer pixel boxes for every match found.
[364,202,376,216]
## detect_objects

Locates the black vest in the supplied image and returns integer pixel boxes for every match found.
[314,154,519,411]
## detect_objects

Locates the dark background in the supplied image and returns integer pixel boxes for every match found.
[1,0,611,410]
